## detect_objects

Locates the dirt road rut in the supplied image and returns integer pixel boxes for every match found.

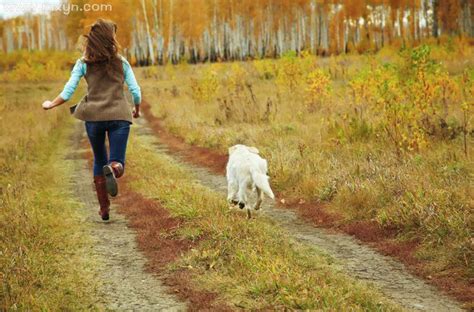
[66,122,186,311]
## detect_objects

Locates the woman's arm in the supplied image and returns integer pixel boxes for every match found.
[121,57,142,118]
[42,59,85,110]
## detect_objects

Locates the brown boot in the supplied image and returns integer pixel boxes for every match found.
[94,175,110,221]
[111,162,124,178]
[102,162,123,197]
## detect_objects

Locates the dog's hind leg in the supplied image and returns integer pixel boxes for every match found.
[254,187,264,211]
[227,181,238,208]
[237,180,248,209]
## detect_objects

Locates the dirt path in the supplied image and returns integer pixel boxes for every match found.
[134,117,464,312]
[65,121,186,311]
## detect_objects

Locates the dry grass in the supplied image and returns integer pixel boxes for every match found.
[0,51,79,82]
[138,44,473,285]
[0,82,99,310]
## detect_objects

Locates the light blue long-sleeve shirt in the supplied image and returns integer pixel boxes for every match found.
[60,56,142,105]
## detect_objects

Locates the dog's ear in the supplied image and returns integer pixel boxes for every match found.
[228,145,238,155]
[247,146,260,154]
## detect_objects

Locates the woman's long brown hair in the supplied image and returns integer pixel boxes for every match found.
[83,19,121,76]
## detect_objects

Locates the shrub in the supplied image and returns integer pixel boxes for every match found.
[190,69,220,104]
[275,51,315,92]
[253,59,277,80]
[305,68,331,112]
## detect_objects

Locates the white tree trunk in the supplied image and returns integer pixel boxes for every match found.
[5,27,14,53]
[167,0,175,63]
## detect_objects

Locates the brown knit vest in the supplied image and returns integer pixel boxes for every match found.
[73,59,133,123]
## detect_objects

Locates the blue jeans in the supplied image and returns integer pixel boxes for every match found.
[85,120,131,176]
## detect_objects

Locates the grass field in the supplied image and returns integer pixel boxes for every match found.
[124,131,401,310]
[0,42,471,309]
[0,82,99,310]
[0,73,402,311]
[138,43,473,286]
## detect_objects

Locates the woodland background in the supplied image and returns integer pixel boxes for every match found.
[0,0,473,64]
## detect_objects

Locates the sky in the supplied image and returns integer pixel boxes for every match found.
[0,0,61,19]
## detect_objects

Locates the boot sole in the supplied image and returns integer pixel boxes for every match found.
[103,165,118,197]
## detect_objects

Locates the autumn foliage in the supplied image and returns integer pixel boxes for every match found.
[1,0,473,64]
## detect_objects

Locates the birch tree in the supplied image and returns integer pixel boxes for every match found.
[141,0,155,64]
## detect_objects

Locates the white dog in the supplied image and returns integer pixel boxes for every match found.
[226,144,275,217]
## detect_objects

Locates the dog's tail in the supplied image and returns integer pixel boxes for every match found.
[251,171,275,199]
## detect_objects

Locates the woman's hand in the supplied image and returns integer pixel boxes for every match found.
[42,100,54,110]
[133,105,140,118]
[42,96,66,111]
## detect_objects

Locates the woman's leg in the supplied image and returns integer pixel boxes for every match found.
[85,121,110,220]
[85,121,108,176]
[103,121,131,196]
